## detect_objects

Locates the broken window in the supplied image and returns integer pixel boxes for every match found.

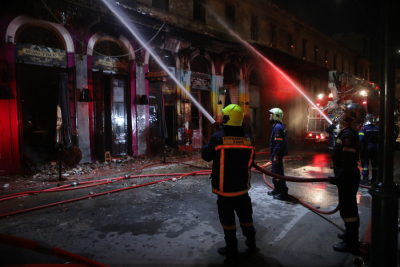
[225,3,235,30]
[193,0,206,22]
[153,0,169,10]
[251,15,258,41]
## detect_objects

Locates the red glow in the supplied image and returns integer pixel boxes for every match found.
[328,93,333,98]
[316,135,319,139]
[308,133,312,137]
[321,136,325,139]
[363,101,367,104]
[375,86,379,90]
[316,103,320,106]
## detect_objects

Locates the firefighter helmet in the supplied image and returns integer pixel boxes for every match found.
[339,103,366,127]
[221,104,244,126]
[269,108,284,122]
[364,113,375,125]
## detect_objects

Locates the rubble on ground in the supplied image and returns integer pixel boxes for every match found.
[0,149,202,192]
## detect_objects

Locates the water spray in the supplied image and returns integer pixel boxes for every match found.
[208,9,332,124]
[101,0,216,124]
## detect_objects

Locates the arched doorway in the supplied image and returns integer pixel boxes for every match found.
[190,55,211,148]
[248,70,263,136]
[92,38,131,160]
[148,50,177,154]
[15,24,75,166]
[223,63,240,105]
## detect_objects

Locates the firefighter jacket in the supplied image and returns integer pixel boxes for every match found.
[202,126,255,197]
[325,124,338,150]
[270,122,288,157]
[332,127,360,184]
[359,124,379,152]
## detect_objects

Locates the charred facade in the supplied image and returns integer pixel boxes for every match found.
[0,0,371,174]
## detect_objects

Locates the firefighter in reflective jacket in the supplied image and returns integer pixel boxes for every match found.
[202,104,256,259]
[325,117,339,153]
[267,108,289,200]
[359,114,379,185]
[331,103,366,253]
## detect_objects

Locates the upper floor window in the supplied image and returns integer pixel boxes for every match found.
[153,0,169,10]
[271,25,277,47]
[332,54,336,70]
[287,34,293,52]
[225,3,235,29]
[325,50,329,68]
[193,0,206,22]
[251,15,259,41]
[302,39,307,59]
[314,45,318,63]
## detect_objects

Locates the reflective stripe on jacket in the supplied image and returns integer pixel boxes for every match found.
[202,126,255,197]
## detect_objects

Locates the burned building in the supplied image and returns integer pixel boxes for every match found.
[0,0,371,174]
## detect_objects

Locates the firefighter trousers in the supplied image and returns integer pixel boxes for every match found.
[338,176,360,240]
[217,193,255,240]
[361,151,378,180]
[271,155,287,191]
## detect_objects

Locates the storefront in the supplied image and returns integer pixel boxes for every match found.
[91,39,131,161]
[14,24,76,168]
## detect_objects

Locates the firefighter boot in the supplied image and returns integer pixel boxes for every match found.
[217,230,238,259]
[333,221,359,253]
[241,225,257,253]
[337,217,359,240]
[360,175,369,186]
[268,180,280,196]
[274,188,289,200]
[371,170,378,184]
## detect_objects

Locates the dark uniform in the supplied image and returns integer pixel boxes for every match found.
[202,125,256,256]
[270,122,289,193]
[332,127,360,248]
[325,123,338,152]
[359,124,379,184]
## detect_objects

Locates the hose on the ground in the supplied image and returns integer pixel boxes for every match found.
[0,170,209,218]
[0,233,109,267]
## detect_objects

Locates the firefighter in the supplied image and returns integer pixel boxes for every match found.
[267,108,289,200]
[359,114,379,185]
[330,103,366,253]
[202,104,256,259]
[325,117,339,153]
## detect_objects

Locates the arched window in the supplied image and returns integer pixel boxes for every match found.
[16,26,63,49]
[191,56,210,74]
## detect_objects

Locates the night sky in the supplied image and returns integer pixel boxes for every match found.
[269,0,399,72]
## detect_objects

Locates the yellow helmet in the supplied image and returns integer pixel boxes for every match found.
[221,104,244,126]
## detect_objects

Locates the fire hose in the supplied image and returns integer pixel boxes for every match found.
[0,157,367,264]
[0,233,109,267]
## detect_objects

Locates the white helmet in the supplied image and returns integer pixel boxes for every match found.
[269,108,284,122]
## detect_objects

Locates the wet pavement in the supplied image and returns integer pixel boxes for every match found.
[0,140,399,266]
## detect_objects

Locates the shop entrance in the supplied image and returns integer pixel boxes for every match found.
[17,64,75,165]
[93,71,129,160]
[191,89,210,148]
